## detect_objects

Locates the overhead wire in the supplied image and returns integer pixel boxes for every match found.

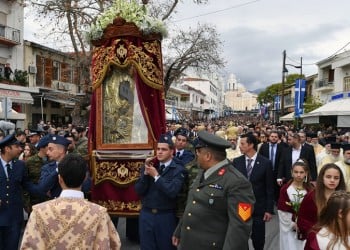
[286,40,350,66]
[173,0,261,23]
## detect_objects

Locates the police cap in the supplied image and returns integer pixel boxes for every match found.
[48,135,71,147]
[37,135,51,149]
[0,133,21,148]
[158,134,174,147]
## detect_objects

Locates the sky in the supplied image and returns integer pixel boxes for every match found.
[24,0,350,91]
[171,0,350,90]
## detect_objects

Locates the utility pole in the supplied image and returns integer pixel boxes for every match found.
[281,50,286,116]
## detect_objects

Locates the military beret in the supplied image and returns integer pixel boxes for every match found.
[37,135,51,149]
[0,133,21,148]
[342,144,350,152]
[158,134,174,147]
[48,135,71,147]
[174,128,188,138]
[195,131,231,150]
[330,143,341,149]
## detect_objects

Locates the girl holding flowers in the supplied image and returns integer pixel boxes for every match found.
[277,159,314,250]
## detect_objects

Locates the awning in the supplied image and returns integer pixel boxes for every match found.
[280,112,295,121]
[0,104,26,120]
[301,98,350,126]
[301,99,350,117]
[44,96,75,106]
[0,89,34,104]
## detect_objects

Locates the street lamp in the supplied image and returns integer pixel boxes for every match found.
[280,50,303,116]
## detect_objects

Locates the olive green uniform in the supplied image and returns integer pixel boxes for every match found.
[174,161,255,250]
[25,154,49,206]
[75,137,88,159]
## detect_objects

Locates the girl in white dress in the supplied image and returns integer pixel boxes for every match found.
[277,159,314,250]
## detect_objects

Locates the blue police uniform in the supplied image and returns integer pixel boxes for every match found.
[39,136,91,198]
[175,149,195,165]
[0,134,57,249]
[135,159,187,250]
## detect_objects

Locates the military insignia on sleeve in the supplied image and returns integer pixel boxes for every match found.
[238,203,252,222]
[218,168,226,176]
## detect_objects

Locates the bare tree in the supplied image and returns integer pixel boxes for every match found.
[27,0,225,118]
[163,23,225,93]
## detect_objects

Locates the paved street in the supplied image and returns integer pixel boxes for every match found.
[116,210,280,250]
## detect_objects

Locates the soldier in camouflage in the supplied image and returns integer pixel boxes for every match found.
[72,126,88,160]
[25,135,50,209]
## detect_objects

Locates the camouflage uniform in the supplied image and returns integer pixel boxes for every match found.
[176,157,200,218]
[25,154,49,207]
[75,136,88,160]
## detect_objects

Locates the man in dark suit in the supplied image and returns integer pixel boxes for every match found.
[135,134,187,250]
[233,133,274,250]
[277,132,317,185]
[258,130,283,202]
[0,133,56,249]
[173,128,195,166]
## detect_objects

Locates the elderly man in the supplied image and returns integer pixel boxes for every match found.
[173,131,255,250]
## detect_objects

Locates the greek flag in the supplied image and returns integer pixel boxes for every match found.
[294,79,306,118]
[274,96,281,111]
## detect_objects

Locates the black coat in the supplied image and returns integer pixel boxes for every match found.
[277,145,317,182]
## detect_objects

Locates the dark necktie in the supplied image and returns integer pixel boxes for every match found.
[159,164,165,174]
[6,163,11,178]
[270,144,275,169]
[176,152,180,158]
[246,159,253,179]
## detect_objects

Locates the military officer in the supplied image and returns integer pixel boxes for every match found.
[0,134,56,249]
[39,135,71,198]
[135,134,187,250]
[173,131,255,250]
[173,127,195,165]
[26,134,51,207]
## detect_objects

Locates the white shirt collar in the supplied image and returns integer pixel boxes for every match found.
[60,189,84,198]
[245,152,258,162]
[160,159,172,168]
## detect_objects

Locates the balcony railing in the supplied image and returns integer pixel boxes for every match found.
[0,25,21,45]
[315,79,334,89]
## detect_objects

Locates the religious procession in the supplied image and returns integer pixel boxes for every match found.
[2,0,350,250]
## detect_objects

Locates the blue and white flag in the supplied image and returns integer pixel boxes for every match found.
[274,96,281,111]
[294,79,306,118]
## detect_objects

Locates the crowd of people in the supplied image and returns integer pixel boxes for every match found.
[1,115,350,249]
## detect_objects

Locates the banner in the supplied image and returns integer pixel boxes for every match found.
[274,95,281,111]
[294,79,306,118]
